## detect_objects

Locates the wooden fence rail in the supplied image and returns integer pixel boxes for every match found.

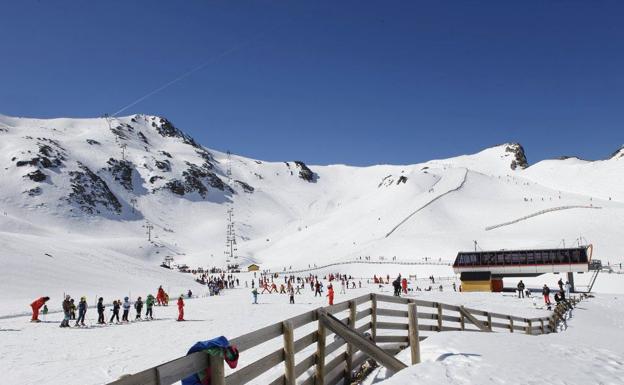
[109,293,581,385]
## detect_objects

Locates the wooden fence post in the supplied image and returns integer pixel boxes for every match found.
[526,319,532,335]
[407,303,421,364]
[315,310,326,385]
[210,353,225,385]
[283,321,296,385]
[371,294,377,342]
[460,312,465,330]
[540,319,545,334]
[345,300,357,383]
[508,316,514,333]
[437,303,443,331]
[486,312,492,332]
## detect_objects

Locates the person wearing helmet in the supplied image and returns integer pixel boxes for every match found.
[145,294,155,320]
[75,296,88,326]
[134,296,143,320]
[97,297,105,324]
[122,297,131,322]
[60,295,72,328]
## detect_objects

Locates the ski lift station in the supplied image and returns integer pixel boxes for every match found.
[453,245,599,292]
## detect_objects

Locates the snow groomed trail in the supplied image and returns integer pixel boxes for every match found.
[385,168,468,238]
[485,205,602,231]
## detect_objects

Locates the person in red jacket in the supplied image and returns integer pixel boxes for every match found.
[157,286,166,306]
[30,296,50,322]
[177,295,185,321]
[327,285,335,306]
[401,278,408,294]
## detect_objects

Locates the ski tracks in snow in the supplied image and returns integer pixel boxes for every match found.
[384,168,468,238]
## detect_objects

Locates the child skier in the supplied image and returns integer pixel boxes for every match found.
[69,298,77,320]
[252,288,258,304]
[289,287,295,304]
[29,296,50,322]
[134,296,143,320]
[110,300,120,323]
[327,285,335,306]
[97,297,105,325]
[122,297,131,322]
[75,296,87,326]
[177,295,185,321]
[145,294,155,320]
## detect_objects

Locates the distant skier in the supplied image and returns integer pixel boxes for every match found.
[145,294,155,320]
[252,288,258,304]
[30,296,50,322]
[542,285,551,306]
[401,278,408,294]
[97,297,105,324]
[289,287,295,304]
[75,296,87,326]
[122,297,131,322]
[187,289,193,299]
[157,286,165,306]
[135,296,143,320]
[327,285,335,306]
[177,295,185,321]
[110,300,120,323]
[60,295,72,328]
[69,298,77,320]
[517,280,525,298]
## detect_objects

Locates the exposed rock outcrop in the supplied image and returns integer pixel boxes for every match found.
[67,163,122,214]
[294,161,317,182]
[505,143,528,170]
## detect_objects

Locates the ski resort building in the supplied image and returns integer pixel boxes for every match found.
[453,245,594,292]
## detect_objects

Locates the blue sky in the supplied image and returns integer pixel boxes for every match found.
[1,1,622,165]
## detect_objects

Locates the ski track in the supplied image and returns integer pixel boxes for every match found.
[385,168,468,238]
[485,205,602,231]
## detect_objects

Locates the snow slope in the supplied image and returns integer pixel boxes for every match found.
[372,294,624,385]
[1,114,623,315]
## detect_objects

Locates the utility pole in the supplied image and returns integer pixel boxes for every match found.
[121,143,127,161]
[473,240,478,252]
[144,222,154,242]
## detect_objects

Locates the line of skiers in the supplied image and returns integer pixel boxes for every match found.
[30,286,188,326]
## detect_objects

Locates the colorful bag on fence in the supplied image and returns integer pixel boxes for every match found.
[181,336,239,385]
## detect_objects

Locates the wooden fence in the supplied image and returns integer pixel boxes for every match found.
[109,293,580,385]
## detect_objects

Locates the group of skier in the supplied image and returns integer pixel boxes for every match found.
[517,278,573,309]
[29,285,187,327]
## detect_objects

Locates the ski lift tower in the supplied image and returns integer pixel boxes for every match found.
[224,150,238,266]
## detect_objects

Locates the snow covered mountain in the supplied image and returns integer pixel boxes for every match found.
[0,114,622,313]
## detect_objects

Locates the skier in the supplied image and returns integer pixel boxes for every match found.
[156,286,165,306]
[542,284,551,306]
[145,294,155,320]
[177,295,185,321]
[517,280,525,298]
[110,300,120,323]
[401,278,408,294]
[75,296,87,326]
[122,297,131,322]
[557,278,564,291]
[327,285,335,306]
[392,277,401,296]
[187,289,193,298]
[252,288,258,304]
[60,295,72,328]
[564,281,571,298]
[30,296,50,322]
[134,296,143,320]
[69,298,77,320]
[289,287,295,304]
[97,297,105,324]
